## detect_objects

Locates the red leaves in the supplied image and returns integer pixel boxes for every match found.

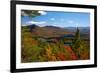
[57,52,67,61]
[64,46,77,60]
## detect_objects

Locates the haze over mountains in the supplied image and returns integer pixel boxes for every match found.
[22,24,90,39]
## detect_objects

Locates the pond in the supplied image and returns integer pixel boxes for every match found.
[64,42,72,46]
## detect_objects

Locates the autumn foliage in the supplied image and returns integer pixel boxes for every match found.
[21,27,90,63]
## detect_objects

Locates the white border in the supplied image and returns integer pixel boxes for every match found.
[16,4,94,69]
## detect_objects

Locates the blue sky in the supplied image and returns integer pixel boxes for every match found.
[21,10,90,27]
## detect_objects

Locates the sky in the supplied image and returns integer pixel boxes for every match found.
[21,10,90,28]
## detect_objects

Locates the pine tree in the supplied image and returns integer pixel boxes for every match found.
[72,28,81,49]
[21,10,41,33]
[21,10,41,17]
[72,28,81,58]
[74,28,80,41]
[72,28,89,59]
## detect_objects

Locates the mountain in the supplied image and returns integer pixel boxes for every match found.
[22,24,90,39]
[44,26,61,29]
[64,27,90,33]
[22,24,73,38]
[26,24,39,28]
[64,27,90,39]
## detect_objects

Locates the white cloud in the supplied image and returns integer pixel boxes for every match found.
[68,20,74,24]
[53,23,57,26]
[27,21,46,24]
[50,18,55,21]
[38,11,47,15]
[76,24,79,26]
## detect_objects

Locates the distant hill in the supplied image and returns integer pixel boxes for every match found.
[25,24,38,28]
[64,27,90,33]
[22,24,73,38]
[44,26,61,29]
[22,24,90,39]
[64,27,90,39]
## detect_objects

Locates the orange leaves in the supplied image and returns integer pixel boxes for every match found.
[64,46,77,60]
[21,29,89,62]
[57,52,67,61]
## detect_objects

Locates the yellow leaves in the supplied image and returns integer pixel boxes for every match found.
[44,44,57,61]
[23,38,36,49]
[22,32,39,49]
[45,45,52,58]
[51,55,57,61]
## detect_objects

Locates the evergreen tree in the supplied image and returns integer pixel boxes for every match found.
[21,10,41,33]
[72,28,81,49]
[74,28,80,41]
[21,10,41,17]
[72,28,89,59]
[72,28,81,58]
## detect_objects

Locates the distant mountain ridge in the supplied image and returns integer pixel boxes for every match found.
[22,24,90,38]
[64,27,90,33]
[44,26,61,29]
[22,24,73,38]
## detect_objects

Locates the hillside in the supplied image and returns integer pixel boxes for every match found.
[22,24,74,38]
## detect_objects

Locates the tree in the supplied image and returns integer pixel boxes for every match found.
[21,10,41,17]
[72,28,81,50]
[21,10,41,32]
[72,28,89,59]
[72,28,81,58]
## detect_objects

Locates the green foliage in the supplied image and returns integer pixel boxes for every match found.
[72,28,81,50]
[21,10,41,17]
[21,26,90,63]
[72,28,90,59]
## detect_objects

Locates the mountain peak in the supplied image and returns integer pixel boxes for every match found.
[26,24,39,28]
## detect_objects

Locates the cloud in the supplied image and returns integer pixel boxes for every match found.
[38,11,47,15]
[75,24,79,26]
[27,21,46,24]
[50,18,55,21]
[68,20,74,24]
